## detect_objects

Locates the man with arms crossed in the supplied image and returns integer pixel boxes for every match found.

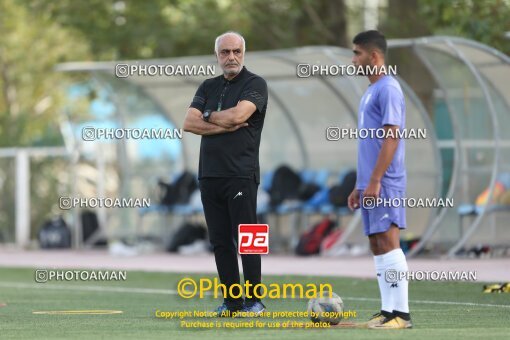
[348,30,412,329]
[183,31,268,316]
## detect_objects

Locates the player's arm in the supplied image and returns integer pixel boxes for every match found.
[183,107,247,136]
[363,125,400,198]
[208,100,257,128]
[210,77,268,128]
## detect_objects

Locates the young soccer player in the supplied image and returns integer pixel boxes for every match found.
[347,30,412,329]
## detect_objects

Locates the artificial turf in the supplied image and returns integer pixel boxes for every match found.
[0,267,509,339]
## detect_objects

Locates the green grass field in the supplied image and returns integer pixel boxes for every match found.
[0,267,509,339]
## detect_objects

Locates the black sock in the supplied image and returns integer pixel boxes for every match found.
[393,310,410,321]
[381,310,393,318]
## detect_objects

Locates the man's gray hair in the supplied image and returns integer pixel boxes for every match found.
[214,31,246,54]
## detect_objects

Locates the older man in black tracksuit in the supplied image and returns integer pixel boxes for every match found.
[183,31,268,316]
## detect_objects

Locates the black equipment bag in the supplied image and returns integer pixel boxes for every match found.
[38,217,72,249]
[167,222,207,252]
[159,171,198,206]
[269,165,302,206]
[328,171,357,207]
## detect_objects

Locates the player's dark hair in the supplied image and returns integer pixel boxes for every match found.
[352,30,387,55]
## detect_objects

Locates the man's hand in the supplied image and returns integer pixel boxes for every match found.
[209,100,257,128]
[347,189,360,211]
[363,178,381,199]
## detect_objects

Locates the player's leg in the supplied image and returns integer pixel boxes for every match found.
[227,177,265,315]
[368,187,411,329]
[338,202,390,329]
[200,178,244,313]
[358,204,394,328]
[367,232,395,327]
[370,226,411,329]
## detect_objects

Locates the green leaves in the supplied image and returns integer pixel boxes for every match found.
[417,0,510,54]
[0,0,90,147]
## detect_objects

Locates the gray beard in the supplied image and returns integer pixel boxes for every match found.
[223,64,243,77]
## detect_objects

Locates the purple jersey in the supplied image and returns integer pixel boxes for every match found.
[356,75,406,191]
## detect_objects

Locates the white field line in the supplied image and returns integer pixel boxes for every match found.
[1,281,509,309]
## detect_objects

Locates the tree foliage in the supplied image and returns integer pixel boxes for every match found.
[0,0,508,147]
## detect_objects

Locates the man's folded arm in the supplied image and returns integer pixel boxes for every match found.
[210,77,267,128]
[183,107,247,136]
[208,100,257,128]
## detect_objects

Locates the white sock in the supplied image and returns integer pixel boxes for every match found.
[373,254,393,313]
[382,248,409,314]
